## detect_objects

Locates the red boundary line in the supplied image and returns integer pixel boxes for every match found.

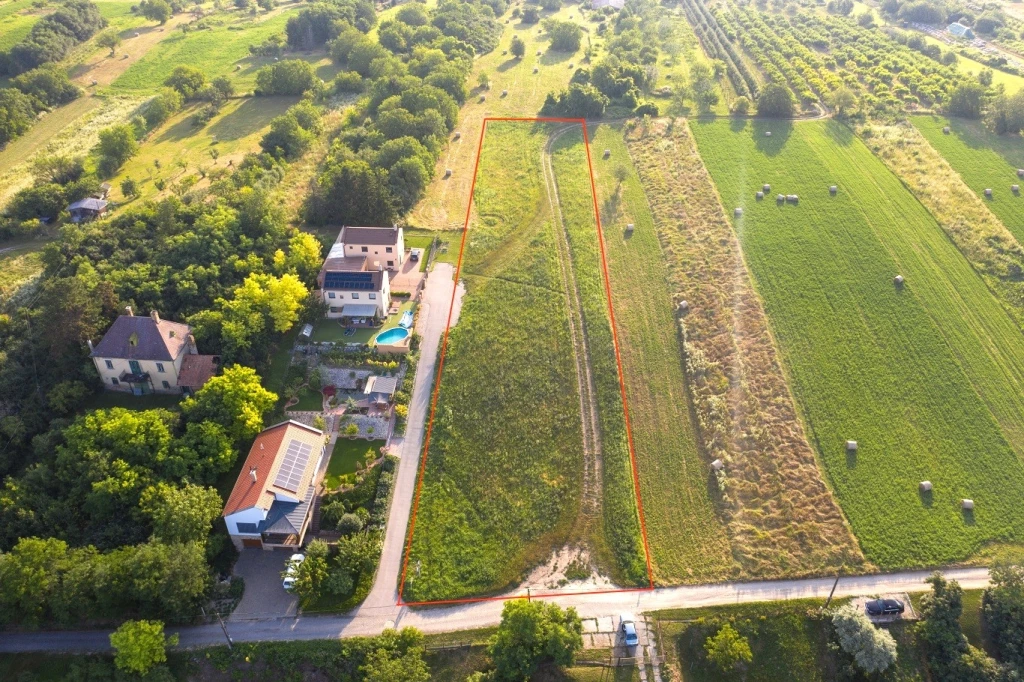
[397,117,655,607]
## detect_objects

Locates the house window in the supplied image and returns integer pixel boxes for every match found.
[105,359,114,370]
[236,522,259,534]
[111,378,119,386]
[369,293,376,300]
[156,362,165,373]
[386,247,393,253]
[361,246,368,253]
[330,307,342,313]
[352,293,359,299]
[162,381,170,389]
[387,260,394,267]
[328,292,336,299]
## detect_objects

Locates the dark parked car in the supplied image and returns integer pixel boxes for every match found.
[866,598,905,616]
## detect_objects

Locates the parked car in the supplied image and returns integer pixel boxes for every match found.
[410,248,422,262]
[620,613,639,647]
[282,553,305,590]
[866,598,905,616]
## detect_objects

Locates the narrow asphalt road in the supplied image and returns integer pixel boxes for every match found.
[0,567,991,653]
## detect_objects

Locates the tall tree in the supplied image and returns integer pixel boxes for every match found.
[110,620,178,675]
[487,601,583,681]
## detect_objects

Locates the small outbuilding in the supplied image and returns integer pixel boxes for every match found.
[962,498,974,510]
[846,440,858,452]
[711,459,725,472]
[920,481,933,492]
[68,197,108,223]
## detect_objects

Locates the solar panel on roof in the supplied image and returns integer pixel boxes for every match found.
[323,271,376,290]
[273,439,313,493]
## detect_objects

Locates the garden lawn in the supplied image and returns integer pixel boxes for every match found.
[654,599,926,682]
[107,8,305,94]
[912,115,1024,243]
[107,96,296,203]
[691,119,1024,569]
[552,125,730,584]
[323,438,384,490]
[403,123,588,601]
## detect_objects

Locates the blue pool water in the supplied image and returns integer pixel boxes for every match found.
[375,327,410,345]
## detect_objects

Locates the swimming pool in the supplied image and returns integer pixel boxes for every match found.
[375,327,410,345]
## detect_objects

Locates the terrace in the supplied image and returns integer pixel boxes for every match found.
[311,300,416,344]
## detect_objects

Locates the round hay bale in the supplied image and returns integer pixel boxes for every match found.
[533,67,539,73]
[756,191,764,200]
[894,275,904,286]
[776,194,785,202]
[454,131,461,140]
[603,149,611,159]
[134,32,140,37]
[1014,185,1020,193]
[711,459,725,472]
[920,481,933,492]
[502,50,507,56]
[444,169,452,178]
[943,126,950,134]
[787,194,799,203]
[569,63,574,69]
[678,300,689,314]
[536,50,542,55]
[1018,169,1024,178]
[625,223,635,233]
[830,185,838,195]
[846,440,858,452]
[501,90,508,97]
[962,499,974,510]
[479,95,486,102]
[763,184,771,192]
[765,131,772,137]
[985,188,993,197]
[734,207,743,217]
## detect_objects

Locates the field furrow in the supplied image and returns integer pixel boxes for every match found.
[691,119,1024,568]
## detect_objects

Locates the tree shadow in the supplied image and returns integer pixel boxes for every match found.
[825,119,855,147]
[962,507,976,526]
[918,487,933,508]
[496,57,522,73]
[752,119,793,157]
[207,96,294,142]
[540,49,575,66]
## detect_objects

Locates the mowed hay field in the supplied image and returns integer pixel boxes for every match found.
[576,124,735,583]
[550,127,648,585]
[403,123,586,602]
[691,119,1024,568]
[0,0,41,54]
[913,116,1024,242]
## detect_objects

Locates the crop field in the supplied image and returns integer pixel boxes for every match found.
[619,119,863,579]
[913,116,1024,242]
[108,8,321,94]
[402,122,644,602]
[691,119,1024,568]
[106,96,295,203]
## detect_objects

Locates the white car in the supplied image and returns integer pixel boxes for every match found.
[620,613,639,648]
[282,553,305,590]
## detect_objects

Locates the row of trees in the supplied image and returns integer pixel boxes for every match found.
[0,0,106,76]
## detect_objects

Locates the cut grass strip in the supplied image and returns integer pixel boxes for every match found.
[691,119,1024,569]
[912,115,1024,243]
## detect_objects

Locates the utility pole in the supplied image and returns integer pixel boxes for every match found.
[823,572,842,612]
[202,607,233,649]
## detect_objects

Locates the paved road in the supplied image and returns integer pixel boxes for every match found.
[0,567,990,653]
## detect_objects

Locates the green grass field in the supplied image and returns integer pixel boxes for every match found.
[691,119,1024,569]
[550,127,647,585]
[0,239,47,301]
[404,123,644,600]
[323,438,384,490]
[0,0,39,54]
[108,8,321,94]
[913,116,1024,243]
[573,124,735,583]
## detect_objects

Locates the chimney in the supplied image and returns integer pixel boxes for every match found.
[188,334,197,354]
[249,467,258,482]
[125,306,133,316]
[150,310,160,324]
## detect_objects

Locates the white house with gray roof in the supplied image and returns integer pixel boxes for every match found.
[317,226,402,323]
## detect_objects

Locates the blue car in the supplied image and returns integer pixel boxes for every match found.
[620,613,639,648]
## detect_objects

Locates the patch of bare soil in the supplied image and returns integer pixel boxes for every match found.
[624,118,867,578]
[516,546,614,592]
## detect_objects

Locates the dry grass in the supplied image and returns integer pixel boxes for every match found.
[622,118,865,578]
[861,121,1024,331]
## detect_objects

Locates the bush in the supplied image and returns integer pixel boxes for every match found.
[541,83,608,118]
[545,19,582,52]
[705,623,753,672]
[731,95,751,115]
[510,34,526,58]
[334,71,364,93]
[143,88,183,128]
[831,603,897,674]
[522,7,539,23]
[5,183,66,221]
[634,102,658,117]
[337,513,364,535]
[254,60,319,96]
[12,65,80,108]
[97,124,139,176]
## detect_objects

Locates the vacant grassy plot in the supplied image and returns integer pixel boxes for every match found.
[107,95,294,202]
[620,119,862,579]
[109,9,304,94]
[404,123,642,601]
[913,116,1024,242]
[692,119,1024,569]
[558,124,735,583]
[654,599,926,682]
[0,239,47,301]
[0,0,39,54]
